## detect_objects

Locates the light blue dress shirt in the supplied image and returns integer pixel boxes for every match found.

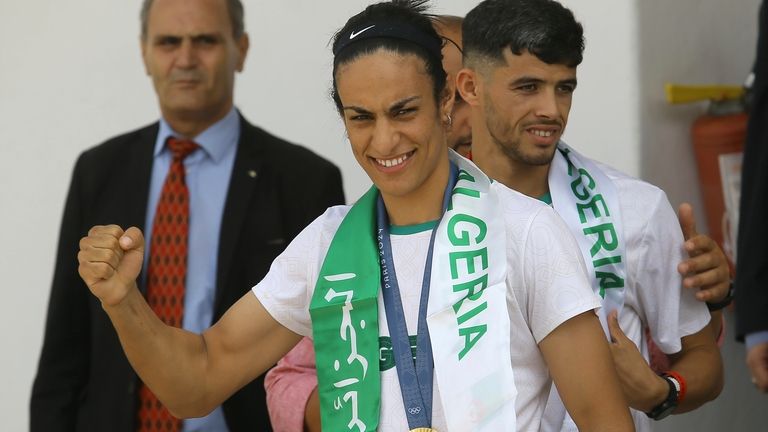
[143,107,239,432]
[746,331,768,350]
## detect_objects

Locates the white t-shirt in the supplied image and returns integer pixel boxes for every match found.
[253,183,601,431]
[542,160,712,432]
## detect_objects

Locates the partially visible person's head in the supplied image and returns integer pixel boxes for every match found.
[140,0,249,136]
[332,0,453,202]
[458,0,582,168]
[433,15,471,157]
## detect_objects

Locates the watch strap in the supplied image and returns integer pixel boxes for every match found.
[645,374,679,420]
[707,282,734,311]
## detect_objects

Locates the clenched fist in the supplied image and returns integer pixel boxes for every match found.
[78,225,145,307]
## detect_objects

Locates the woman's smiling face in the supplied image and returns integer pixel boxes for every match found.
[336,49,450,203]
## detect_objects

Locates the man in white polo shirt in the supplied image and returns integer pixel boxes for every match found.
[457,0,725,430]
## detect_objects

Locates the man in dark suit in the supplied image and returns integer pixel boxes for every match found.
[29,0,344,430]
[736,0,768,394]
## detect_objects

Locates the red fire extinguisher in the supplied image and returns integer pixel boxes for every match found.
[666,84,749,269]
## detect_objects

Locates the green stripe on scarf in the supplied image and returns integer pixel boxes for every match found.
[309,186,381,432]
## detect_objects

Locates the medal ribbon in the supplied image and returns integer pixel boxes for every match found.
[375,164,457,429]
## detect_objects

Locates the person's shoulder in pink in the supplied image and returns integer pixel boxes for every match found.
[265,337,318,432]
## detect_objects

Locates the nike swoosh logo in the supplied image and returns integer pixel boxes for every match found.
[349,25,375,39]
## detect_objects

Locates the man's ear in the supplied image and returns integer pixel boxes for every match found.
[140,37,150,75]
[456,67,482,107]
[236,33,250,72]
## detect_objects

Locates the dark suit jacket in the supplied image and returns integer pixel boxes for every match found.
[736,1,768,340]
[30,115,345,431]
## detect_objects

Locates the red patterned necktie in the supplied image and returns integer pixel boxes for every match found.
[137,137,199,432]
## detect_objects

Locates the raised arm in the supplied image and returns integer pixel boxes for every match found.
[541,310,635,431]
[78,225,301,418]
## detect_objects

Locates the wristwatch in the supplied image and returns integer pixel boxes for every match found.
[645,374,680,420]
[706,282,734,311]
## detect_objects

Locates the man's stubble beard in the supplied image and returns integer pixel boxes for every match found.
[483,102,556,167]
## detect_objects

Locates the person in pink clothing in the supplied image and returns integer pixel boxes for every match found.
[265,338,319,431]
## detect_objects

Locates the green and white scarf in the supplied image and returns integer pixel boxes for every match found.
[309,151,517,431]
[544,143,629,431]
[548,142,627,331]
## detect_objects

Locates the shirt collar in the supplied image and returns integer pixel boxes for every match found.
[154,106,240,163]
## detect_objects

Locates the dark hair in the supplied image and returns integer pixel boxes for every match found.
[330,0,446,113]
[140,0,245,40]
[463,0,584,68]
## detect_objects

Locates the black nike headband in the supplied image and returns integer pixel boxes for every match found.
[333,21,443,62]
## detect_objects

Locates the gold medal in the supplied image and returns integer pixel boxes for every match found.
[410,429,437,432]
